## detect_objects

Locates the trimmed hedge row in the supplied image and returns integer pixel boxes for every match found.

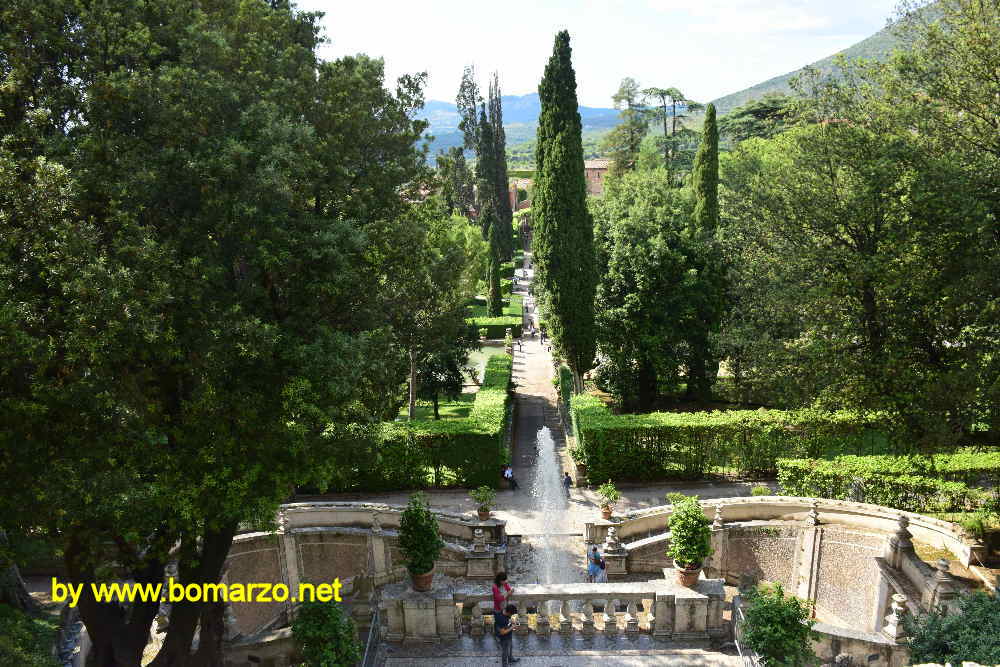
[776,455,996,513]
[328,355,513,492]
[570,394,896,482]
[467,295,523,339]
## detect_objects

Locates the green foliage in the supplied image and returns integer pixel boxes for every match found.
[0,604,58,667]
[570,394,897,483]
[665,492,687,505]
[717,94,799,143]
[533,31,597,386]
[750,485,771,497]
[601,78,648,176]
[466,295,523,338]
[776,453,997,513]
[557,365,574,409]
[740,583,819,667]
[486,216,503,317]
[330,355,513,492]
[470,486,496,511]
[666,496,713,567]
[904,591,1000,665]
[399,493,446,575]
[292,601,361,667]
[597,480,620,507]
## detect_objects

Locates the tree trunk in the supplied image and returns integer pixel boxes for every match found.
[68,532,165,667]
[0,530,37,613]
[637,356,657,413]
[408,348,417,420]
[149,522,238,667]
[432,393,440,420]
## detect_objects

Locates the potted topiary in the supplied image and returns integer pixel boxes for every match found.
[597,480,621,520]
[399,493,445,592]
[479,327,488,342]
[470,485,496,521]
[666,495,713,587]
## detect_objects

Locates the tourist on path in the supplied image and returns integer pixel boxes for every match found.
[492,572,513,613]
[494,603,520,665]
[587,546,602,583]
[562,472,572,497]
[503,464,519,490]
[595,557,608,583]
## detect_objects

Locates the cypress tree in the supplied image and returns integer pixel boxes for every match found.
[691,103,719,234]
[685,102,723,401]
[485,207,503,317]
[475,104,496,237]
[533,30,597,391]
[489,72,514,261]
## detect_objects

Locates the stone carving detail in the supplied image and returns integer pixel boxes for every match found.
[712,504,724,530]
[881,592,908,641]
[603,526,624,554]
[473,528,488,553]
[805,500,820,526]
[276,509,288,534]
[371,513,382,534]
[891,514,913,550]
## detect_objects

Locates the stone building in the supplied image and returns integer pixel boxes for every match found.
[584,158,610,196]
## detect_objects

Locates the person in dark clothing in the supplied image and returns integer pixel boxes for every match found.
[563,472,572,496]
[494,603,520,665]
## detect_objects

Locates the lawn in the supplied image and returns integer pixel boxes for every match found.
[467,294,522,319]
[396,393,475,421]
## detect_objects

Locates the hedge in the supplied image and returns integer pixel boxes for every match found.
[467,295,523,338]
[326,355,513,492]
[569,394,897,482]
[0,604,59,667]
[776,456,993,513]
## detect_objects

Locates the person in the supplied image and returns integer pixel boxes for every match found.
[596,557,608,583]
[492,572,513,613]
[503,465,518,490]
[494,603,520,665]
[587,545,602,583]
[562,472,572,497]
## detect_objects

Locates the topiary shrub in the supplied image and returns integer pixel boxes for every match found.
[904,591,1000,664]
[750,484,771,496]
[666,496,713,568]
[398,492,445,575]
[292,600,361,667]
[740,582,818,667]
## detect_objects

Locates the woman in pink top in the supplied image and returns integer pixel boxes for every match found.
[492,571,513,612]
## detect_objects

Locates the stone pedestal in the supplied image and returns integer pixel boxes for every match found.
[658,568,725,640]
[381,581,458,643]
[465,528,504,579]
[602,527,628,579]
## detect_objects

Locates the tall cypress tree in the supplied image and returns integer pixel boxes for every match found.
[685,102,724,401]
[489,72,514,261]
[533,30,597,391]
[485,207,503,317]
[692,103,719,234]
[475,104,496,237]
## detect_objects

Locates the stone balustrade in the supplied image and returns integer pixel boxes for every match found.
[380,575,726,643]
[586,496,979,566]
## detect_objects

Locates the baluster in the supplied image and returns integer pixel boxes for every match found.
[514,603,529,635]
[470,601,484,636]
[599,599,614,634]
[581,599,595,636]
[626,599,639,634]
[645,598,656,634]
[536,600,551,635]
[558,599,572,634]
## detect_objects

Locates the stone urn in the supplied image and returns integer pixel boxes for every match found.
[411,569,435,592]
[675,561,702,587]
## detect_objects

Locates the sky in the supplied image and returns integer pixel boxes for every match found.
[295,0,901,108]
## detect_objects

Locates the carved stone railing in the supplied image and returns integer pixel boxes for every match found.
[586,496,978,566]
[381,576,726,643]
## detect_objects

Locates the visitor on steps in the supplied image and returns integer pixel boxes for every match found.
[494,603,520,665]
[596,557,608,583]
[587,546,602,583]
[503,465,518,490]
[492,572,513,613]
[563,472,572,496]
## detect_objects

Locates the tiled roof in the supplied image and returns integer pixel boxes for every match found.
[584,159,610,169]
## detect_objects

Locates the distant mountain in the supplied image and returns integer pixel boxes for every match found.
[419,92,621,159]
[710,19,907,114]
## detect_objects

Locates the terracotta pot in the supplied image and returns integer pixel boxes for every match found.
[477,509,491,521]
[675,562,702,588]
[601,506,613,520]
[411,569,435,592]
